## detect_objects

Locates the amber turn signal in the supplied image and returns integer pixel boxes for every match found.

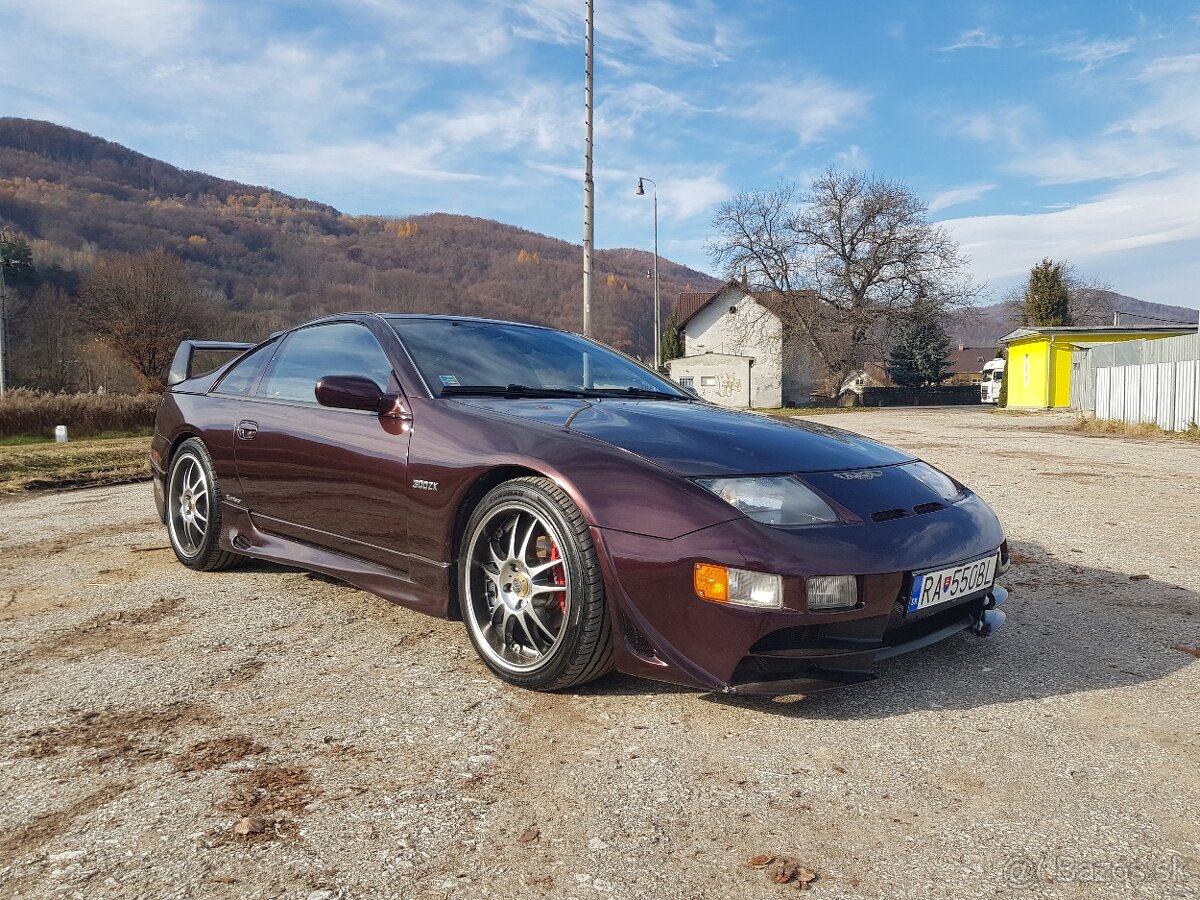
[694,563,729,602]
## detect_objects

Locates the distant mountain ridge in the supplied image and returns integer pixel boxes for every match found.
[0,117,719,363]
[952,290,1198,348]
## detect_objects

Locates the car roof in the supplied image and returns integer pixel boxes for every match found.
[292,312,559,332]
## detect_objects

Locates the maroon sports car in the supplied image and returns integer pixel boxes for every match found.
[152,313,1008,695]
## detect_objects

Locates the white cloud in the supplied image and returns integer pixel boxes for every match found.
[928,183,995,213]
[1139,53,1200,79]
[948,106,1039,146]
[948,49,1200,184]
[1123,54,1200,141]
[834,145,869,170]
[658,173,730,221]
[511,0,738,64]
[943,172,1200,280]
[19,0,201,52]
[1006,140,1179,184]
[597,82,705,141]
[222,141,487,188]
[1049,36,1134,68]
[941,28,1006,51]
[737,77,871,143]
[342,0,513,65]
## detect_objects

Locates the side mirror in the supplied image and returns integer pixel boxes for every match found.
[315,375,410,419]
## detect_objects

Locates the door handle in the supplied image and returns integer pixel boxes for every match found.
[236,420,258,440]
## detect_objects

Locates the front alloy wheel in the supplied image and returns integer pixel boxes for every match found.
[460,478,612,690]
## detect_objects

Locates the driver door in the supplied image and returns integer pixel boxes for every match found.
[232,321,411,573]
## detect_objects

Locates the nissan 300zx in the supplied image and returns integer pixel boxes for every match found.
[151,314,1009,695]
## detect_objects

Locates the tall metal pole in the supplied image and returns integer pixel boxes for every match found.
[582,0,594,340]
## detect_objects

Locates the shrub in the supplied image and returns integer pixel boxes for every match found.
[0,389,161,438]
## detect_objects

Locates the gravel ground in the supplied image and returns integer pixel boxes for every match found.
[1,406,1197,900]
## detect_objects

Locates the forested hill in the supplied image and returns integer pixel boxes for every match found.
[0,118,719,361]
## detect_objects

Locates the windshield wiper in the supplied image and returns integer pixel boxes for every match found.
[439,384,591,399]
[583,387,692,401]
[440,384,691,401]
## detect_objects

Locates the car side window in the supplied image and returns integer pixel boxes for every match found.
[257,323,394,404]
[211,342,277,396]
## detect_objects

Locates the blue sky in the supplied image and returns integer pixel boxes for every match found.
[5,0,1200,310]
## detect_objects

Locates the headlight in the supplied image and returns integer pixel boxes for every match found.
[903,461,963,502]
[694,563,782,609]
[696,476,839,526]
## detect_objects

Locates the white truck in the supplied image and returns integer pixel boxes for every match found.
[980,358,1005,404]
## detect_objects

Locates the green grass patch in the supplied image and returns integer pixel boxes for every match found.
[0,435,152,493]
[0,427,154,447]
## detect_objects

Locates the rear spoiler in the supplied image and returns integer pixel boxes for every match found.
[167,340,256,386]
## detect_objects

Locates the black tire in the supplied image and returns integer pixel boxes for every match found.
[459,477,613,691]
[165,437,242,572]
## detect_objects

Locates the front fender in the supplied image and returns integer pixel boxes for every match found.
[404,398,740,567]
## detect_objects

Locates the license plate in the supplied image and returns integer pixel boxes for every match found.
[908,554,998,613]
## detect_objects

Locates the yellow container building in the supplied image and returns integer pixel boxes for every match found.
[1000,326,1195,409]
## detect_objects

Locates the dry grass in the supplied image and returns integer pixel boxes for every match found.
[0,435,151,493]
[762,406,877,417]
[0,389,160,439]
[1059,417,1200,442]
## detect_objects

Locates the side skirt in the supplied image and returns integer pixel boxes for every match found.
[219,502,451,618]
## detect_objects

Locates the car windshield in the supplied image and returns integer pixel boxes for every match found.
[386,318,689,399]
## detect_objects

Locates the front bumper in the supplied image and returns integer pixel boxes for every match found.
[597,492,1009,695]
[723,586,1007,694]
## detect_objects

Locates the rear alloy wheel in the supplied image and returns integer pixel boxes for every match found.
[166,438,242,572]
[460,477,613,690]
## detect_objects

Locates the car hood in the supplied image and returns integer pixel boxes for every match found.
[448,397,916,476]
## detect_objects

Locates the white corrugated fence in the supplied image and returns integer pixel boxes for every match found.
[1092,334,1200,431]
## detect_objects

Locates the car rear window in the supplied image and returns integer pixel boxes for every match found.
[212,341,276,396]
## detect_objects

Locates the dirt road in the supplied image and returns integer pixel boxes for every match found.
[1,407,1197,899]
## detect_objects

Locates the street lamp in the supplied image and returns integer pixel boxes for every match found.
[636,177,659,369]
[0,258,7,397]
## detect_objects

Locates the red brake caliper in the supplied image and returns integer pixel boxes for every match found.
[549,541,566,613]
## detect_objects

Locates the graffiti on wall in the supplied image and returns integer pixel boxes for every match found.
[697,371,745,401]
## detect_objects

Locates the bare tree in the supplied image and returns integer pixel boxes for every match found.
[708,170,978,392]
[80,249,205,392]
[19,284,79,392]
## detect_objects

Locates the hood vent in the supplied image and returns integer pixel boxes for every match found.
[871,501,947,523]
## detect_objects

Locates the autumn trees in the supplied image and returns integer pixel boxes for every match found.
[708,169,976,393]
[81,249,206,392]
